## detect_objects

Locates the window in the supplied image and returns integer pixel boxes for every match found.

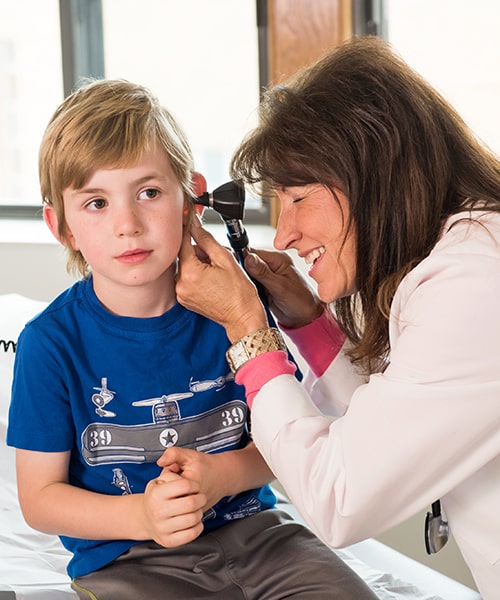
[0,0,63,214]
[102,0,263,217]
[1,1,498,223]
[384,0,500,155]
[0,0,266,222]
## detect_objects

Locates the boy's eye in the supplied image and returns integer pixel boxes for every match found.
[139,188,159,200]
[86,198,106,210]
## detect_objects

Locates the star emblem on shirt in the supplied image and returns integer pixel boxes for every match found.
[159,428,178,448]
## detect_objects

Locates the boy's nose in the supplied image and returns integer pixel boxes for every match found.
[114,206,143,237]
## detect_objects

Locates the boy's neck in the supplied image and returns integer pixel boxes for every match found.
[92,274,177,318]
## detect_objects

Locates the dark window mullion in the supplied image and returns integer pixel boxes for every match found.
[59,0,105,97]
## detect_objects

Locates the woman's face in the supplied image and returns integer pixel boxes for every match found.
[273,184,357,302]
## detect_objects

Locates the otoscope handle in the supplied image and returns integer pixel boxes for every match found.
[224,219,249,251]
[223,219,267,302]
[223,217,249,265]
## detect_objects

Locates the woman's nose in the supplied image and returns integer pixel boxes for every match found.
[273,209,298,251]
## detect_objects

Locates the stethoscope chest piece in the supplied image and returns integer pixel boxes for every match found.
[425,500,450,554]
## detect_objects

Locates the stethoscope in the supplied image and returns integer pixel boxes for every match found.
[425,500,450,554]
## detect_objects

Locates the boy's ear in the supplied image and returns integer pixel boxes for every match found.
[191,171,207,217]
[43,204,62,243]
[43,204,77,249]
[192,171,207,196]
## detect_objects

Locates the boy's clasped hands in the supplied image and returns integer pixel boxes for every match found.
[142,446,232,548]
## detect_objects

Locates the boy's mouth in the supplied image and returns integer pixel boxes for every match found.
[116,248,152,264]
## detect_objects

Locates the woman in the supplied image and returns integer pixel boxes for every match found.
[175,36,500,598]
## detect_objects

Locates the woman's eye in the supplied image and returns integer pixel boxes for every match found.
[139,188,159,200]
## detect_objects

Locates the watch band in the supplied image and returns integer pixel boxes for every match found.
[226,327,287,374]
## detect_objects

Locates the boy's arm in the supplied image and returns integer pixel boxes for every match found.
[158,442,275,510]
[16,448,206,547]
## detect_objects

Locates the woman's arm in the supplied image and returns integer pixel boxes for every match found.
[250,247,500,548]
[16,448,206,548]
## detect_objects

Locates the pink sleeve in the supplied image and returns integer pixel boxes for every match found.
[280,311,346,377]
[235,351,296,410]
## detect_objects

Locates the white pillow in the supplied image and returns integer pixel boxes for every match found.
[0,294,48,423]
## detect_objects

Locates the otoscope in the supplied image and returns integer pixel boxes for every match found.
[195,180,302,381]
[194,180,250,267]
[194,180,269,301]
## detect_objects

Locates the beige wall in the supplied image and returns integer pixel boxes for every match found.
[0,242,76,302]
[377,511,477,590]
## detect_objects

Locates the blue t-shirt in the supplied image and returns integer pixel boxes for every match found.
[7,278,276,578]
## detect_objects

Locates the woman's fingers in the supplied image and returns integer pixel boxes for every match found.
[244,248,323,328]
[176,220,268,339]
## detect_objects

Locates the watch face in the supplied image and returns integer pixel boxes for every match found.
[226,328,286,373]
[232,342,248,364]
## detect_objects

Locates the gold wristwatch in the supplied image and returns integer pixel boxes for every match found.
[226,328,287,374]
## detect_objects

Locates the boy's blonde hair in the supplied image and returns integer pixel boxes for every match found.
[39,78,195,276]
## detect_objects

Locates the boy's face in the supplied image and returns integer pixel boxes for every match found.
[55,144,187,311]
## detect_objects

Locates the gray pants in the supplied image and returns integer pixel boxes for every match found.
[72,509,377,599]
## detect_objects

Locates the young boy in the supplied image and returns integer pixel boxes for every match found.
[6,79,377,600]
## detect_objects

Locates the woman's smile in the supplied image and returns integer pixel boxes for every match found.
[304,246,326,270]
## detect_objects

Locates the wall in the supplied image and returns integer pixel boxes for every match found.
[0,241,76,301]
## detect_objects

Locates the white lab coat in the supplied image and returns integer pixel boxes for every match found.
[250,211,500,599]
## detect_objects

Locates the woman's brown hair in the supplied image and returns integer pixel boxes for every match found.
[230,35,500,372]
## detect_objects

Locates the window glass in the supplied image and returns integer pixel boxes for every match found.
[0,0,260,214]
[102,0,261,206]
[385,0,500,154]
[5,1,496,213]
[0,0,63,207]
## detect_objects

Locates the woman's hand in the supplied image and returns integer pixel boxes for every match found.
[244,248,324,329]
[176,218,268,342]
[177,218,324,336]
